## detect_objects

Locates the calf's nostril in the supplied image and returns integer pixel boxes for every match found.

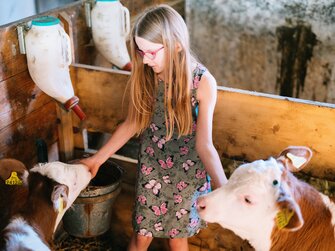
[196,198,206,211]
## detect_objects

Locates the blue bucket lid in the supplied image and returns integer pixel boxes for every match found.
[32,16,60,26]
[96,0,118,2]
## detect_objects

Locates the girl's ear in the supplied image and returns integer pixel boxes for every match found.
[276,146,313,172]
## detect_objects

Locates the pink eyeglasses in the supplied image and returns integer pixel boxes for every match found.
[136,46,164,60]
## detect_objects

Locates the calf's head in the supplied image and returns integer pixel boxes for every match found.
[29,162,91,230]
[197,146,312,250]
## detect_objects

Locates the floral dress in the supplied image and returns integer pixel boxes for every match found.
[133,64,211,238]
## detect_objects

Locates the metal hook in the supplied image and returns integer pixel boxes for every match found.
[16,22,31,54]
[84,1,94,28]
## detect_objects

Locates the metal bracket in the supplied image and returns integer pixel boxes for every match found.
[84,0,94,28]
[16,22,31,54]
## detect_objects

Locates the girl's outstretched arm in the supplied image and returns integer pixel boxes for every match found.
[195,71,228,188]
[80,116,137,178]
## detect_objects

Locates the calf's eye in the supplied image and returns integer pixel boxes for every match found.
[244,196,252,204]
[272,180,279,186]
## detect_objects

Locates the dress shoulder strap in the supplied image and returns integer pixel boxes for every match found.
[191,63,207,118]
[192,63,207,90]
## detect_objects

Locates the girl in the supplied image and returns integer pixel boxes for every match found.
[81,4,227,251]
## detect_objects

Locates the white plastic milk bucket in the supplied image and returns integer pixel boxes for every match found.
[91,0,131,71]
[25,16,85,120]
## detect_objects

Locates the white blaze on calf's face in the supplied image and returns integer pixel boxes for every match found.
[30,162,91,206]
[30,162,91,228]
[197,158,284,246]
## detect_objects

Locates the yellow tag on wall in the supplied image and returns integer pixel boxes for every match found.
[276,208,294,229]
[5,172,23,185]
[58,197,64,214]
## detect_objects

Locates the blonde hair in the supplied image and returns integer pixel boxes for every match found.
[128,4,194,140]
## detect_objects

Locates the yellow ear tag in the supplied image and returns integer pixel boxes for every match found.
[276,208,294,229]
[58,197,64,214]
[286,153,305,169]
[5,172,23,185]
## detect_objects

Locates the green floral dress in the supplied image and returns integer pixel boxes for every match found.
[133,64,211,238]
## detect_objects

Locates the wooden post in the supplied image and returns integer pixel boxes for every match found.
[56,104,74,162]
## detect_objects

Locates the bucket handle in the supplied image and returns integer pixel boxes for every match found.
[122,6,130,37]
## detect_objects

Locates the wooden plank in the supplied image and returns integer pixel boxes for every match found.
[0,101,59,168]
[56,104,74,162]
[213,87,335,181]
[0,70,52,129]
[0,25,28,82]
[71,66,335,180]
[70,64,130,135]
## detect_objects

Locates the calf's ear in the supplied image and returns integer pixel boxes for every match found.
[51,184,69,213]
[276,184,304,231]
[0,159,29,185]
[277,146,312,172]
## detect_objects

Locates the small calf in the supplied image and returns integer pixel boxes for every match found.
[197,146,335,251]
[0,160,91,250]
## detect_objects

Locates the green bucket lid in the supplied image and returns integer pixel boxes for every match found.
[96,0,118,2]
[32,16,60,26]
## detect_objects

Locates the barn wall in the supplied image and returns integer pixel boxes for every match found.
[186,0,335,103]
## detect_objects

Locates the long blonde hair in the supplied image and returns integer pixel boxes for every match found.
[128,4,194,140]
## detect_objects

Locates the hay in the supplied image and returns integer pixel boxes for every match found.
[54,232,119,251]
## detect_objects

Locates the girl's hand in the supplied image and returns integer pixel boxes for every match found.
[79,156,100,178]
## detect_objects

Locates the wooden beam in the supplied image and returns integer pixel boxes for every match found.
[70,64,130,136]
[214,87,335,180]
[0,25,28,82]
[0,101,58,168]
[56,104,74,162]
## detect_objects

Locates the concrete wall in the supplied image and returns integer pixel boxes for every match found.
[186,0,335,103]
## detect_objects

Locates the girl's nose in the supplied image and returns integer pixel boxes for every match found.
[142,55,151,65]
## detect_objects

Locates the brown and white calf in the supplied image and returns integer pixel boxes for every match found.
[0,159,91,251]
[197,146,335,251]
